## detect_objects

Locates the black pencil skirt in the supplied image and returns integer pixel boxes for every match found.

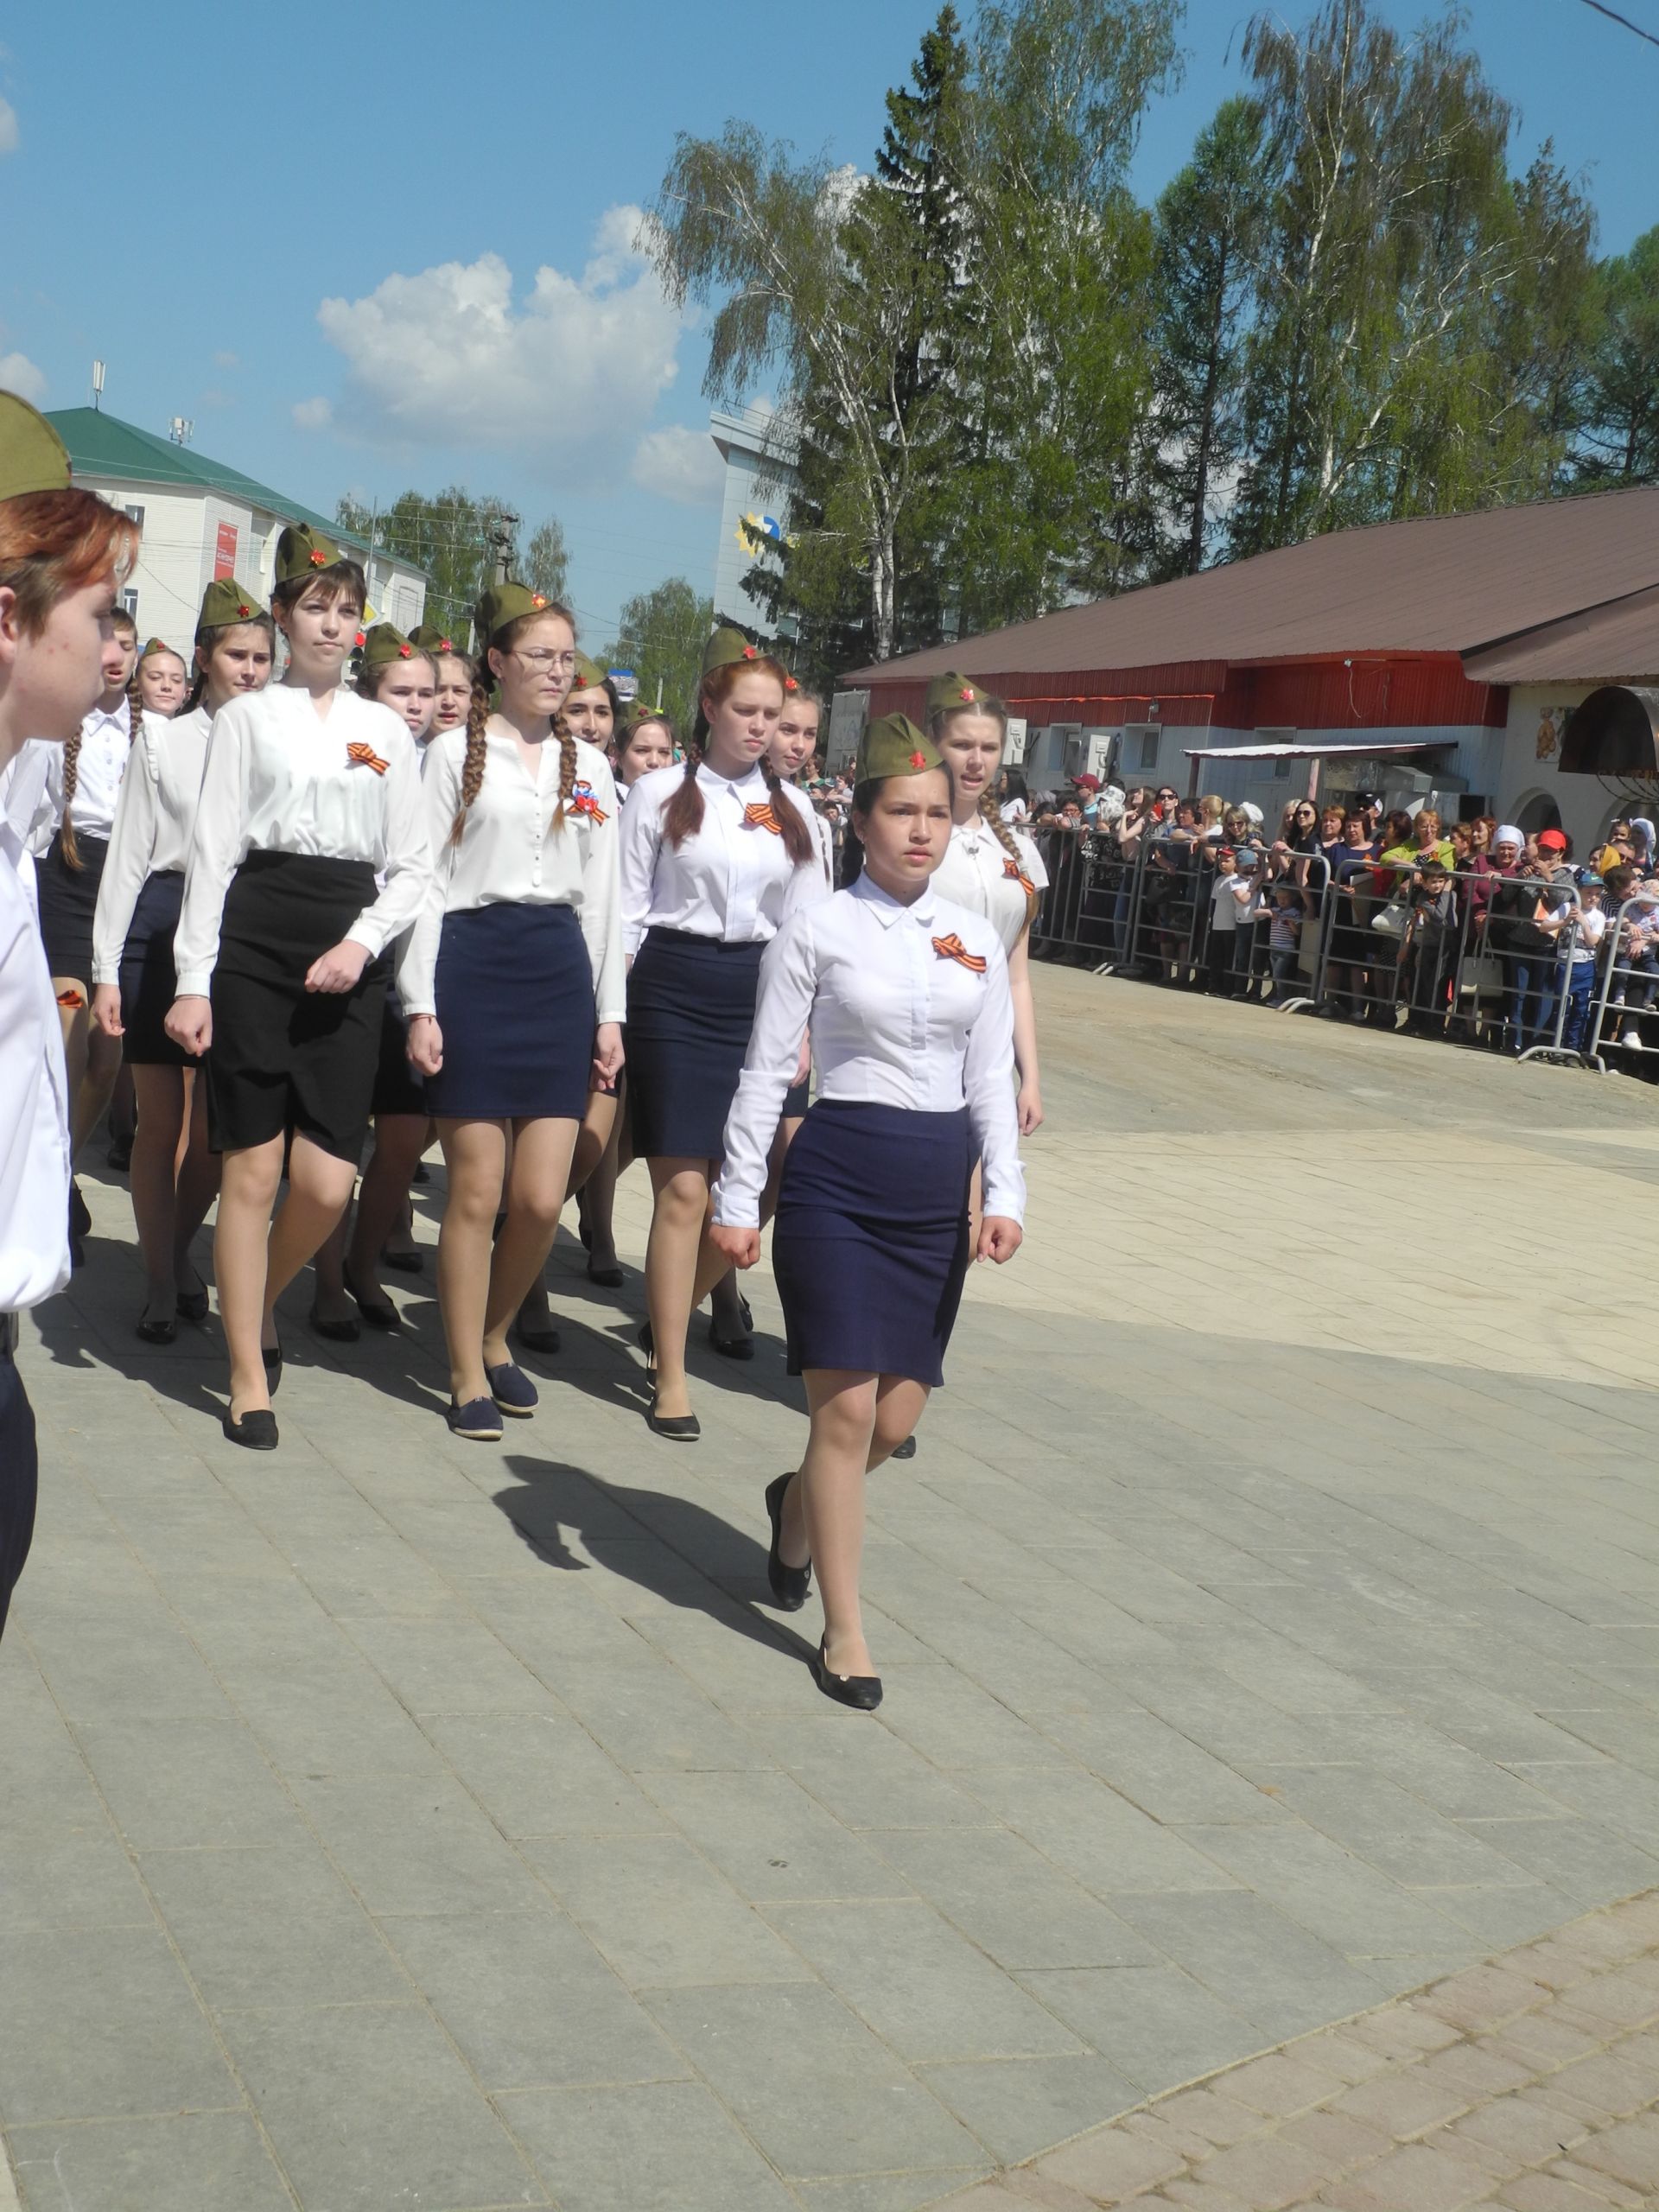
[118,869,190,1067]
[769,1099,974,1389]
[626,929,764,1160]
[372,988,429,1118]
[35,830,107,986]
[206,850,385,1162]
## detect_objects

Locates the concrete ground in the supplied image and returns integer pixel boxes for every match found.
[4,969,1659,2211]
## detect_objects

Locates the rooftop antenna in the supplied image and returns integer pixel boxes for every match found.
[168,416,194,446]
[91,359,105,411]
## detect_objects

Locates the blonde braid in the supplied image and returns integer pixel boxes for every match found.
[58,727,85,868]
[550,707,577,830]
[759,751,815,867]
[979,787,1040,929]
[448,664,493,846]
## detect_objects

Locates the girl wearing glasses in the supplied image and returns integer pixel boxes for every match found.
[403,588,624,1442]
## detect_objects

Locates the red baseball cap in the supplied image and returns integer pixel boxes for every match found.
[1072,772,1102,791]
[1538,828,1568,850]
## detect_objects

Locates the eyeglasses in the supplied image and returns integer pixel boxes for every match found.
[1157,790,1178,802]
[511,649,576,672]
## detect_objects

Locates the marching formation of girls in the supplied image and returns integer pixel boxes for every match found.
[20,480,1033,1696]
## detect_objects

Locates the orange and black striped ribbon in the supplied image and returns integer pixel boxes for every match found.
[931,932,988,972]
[1003,857,1036,898]
[346,741,389,776]
[570,782,608,824]
[743,802,782,834]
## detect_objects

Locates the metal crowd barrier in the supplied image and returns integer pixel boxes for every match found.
[1028,833,1602,1065]
[1585,893,1659,1071]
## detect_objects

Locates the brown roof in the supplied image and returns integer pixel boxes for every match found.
[1461,582,1659,684]
[842,484,1659,687]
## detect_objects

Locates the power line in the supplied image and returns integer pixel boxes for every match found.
[1577,0,1659,47]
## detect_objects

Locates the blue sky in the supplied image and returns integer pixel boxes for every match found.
[2,0,1652,643]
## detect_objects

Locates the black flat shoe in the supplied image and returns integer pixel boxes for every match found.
[223,1408,278,1451]
[587,1260,626,1288]
[308,1304,361,1344]
[175,1285,209,1324]
[764,1472,810,1610]
[262,1340,283,1395]
[512,1318,562,1357]
[646,1396,699,1441]
[69,1181,92,1238]
[410,1160,429,1185]
[342,1260,400,1329]
[709,1313,755,1361]
[135,1311,176,1347]
[891,1434,918,1461]
[106,1135,133,1172]
[813,1637,882,1711]
[381,1248,423,1274]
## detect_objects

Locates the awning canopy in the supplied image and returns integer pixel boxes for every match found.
[1181,739,1454,761]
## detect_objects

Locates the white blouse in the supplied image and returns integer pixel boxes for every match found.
[618,760,828,956]
[0,815,71,1310]
[398,724,626,1026]
[712,874,1025,1230]
[931,817,1048,957]
[45,701,132,846]
[91,708,212,985]
[174,685,433,1001]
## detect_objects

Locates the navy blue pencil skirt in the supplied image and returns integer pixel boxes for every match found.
[425,902,594,1122]
[118,868,190,1067]
[626,928,763,1160]
[770,1099,974,1388]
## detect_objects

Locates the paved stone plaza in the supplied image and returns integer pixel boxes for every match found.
[5,970,1659,2210]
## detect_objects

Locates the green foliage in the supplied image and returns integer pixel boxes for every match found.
[1574,226,1659,486]
[333,489,567,639]
[524,518,570,608]
[601,576,714,735]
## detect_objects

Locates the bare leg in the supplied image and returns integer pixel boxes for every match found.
[644,1157,711,1422]
[264,1135,357,1337]
[799,1370,879,1678]
[486,1116,581,1364]
[435,1118,508,1405]
[775,1373,930,1568]
[518,1090,618,1334]
[129,1066,187,1327]
[214,1136,285,1419]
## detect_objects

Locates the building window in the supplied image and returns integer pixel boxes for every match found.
[120,588,139,620]
[124,504,144,529]
[1136,731,1159,770]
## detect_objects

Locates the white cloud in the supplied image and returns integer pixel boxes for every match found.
[0,99,17,156]
[631,423,724,507]
[0,350,44,402]
[292,396,332,431]
[213,349,239,370]
[310,207,683,481]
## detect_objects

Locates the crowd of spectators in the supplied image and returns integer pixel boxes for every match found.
[1024,773,1659,1062]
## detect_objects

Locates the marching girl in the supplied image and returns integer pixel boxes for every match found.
[24,605,141,1260]
[135,637,188,718]
[90,579,274,1340]
[309,623,437,1338]
[557,700,677,1300]
[926,674,1046,1140]
[165,525,432,1450]
[710,715,1025,1707]
[402,587,624,1441]
[512,648,627,1347]
[619,628,826,1438]
[410,622,474,735]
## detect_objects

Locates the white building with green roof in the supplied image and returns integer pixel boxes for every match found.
[48,410,429,652]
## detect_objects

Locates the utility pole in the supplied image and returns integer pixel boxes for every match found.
[489,509,519,586]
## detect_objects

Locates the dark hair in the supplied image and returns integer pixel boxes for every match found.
[450,601,578,846]
[184,613,277,714]
[357,646,435,702]
[615,711,675,773]
[60,625,141,871]
[270,557,367,622]
[999,766,1029,807]
[1605,864,1638,899]
[664,654,814,868]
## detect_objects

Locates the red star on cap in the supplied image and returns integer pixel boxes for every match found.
[959,686,975,701]
[531,594,547,608]
[784,675,799,691]
[909,749,927,769]
[353,631,366,648]
[308,550,327,567]
[237,603,250,617]
[397,643,411,658]
[741,645,758,659]
[439,637,453,652]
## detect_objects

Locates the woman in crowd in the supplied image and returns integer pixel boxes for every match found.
[710,714,1024,1709]
[403,589,623,1441]
[619,628,826,1439]
[996,765,1030,824]
[925,672,1046,1140]
[410,624,475,737]
[90,579,274,1339]
[1323,807,1385,1019]
[309,622,438,1339]
[135,638,188,718]
[166,525,432,1450]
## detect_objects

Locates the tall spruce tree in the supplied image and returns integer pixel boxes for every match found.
[1573,226,1659,486]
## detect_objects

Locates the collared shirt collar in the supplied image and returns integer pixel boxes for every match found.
[696,758,766,797]
[851,869,938,931]
[86,699,130,734]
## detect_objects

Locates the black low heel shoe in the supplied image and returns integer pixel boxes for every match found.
[308,1304,360,1344]
[262,1340,283,1395]
[135,1310,176,1347]
[812,1637,882,1712]
[223,1408,278,1452]
[764,1473,810,1610]
[175,1285,209,1324]
[645,1395,699,1441]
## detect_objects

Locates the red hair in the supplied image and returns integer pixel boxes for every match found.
[0,491,139,636]
[663,654,814,866]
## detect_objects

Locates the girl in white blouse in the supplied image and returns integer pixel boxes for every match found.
[619,628,828,1440]
[166,524,433,1451]
[710,715,1025,1709]
[403,588,624,1442]
[136,637,189,719]
[926,674,1046,1139]
[91,579,274,1343]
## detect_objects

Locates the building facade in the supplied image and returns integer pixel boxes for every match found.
[709,404,798,636]
[50,410,428,654]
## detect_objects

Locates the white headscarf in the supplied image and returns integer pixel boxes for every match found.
[1493,824,1524,852]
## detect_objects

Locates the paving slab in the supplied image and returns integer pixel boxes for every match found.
[10,969,1659,2204]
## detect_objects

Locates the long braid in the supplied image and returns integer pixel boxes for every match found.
[980,786,1040,927]
[661,741,705,849]
[448,662,493,847]
[550,706,578,830]
[759,751,815,867]
[58,727,85,868]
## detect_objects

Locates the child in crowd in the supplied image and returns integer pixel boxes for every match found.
[1266,884,1304,1006]
[1205,845,1249,997]
[1403,857,1459,1033]
[1532,870,1605,1053]
[1605,866,1659,1050]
